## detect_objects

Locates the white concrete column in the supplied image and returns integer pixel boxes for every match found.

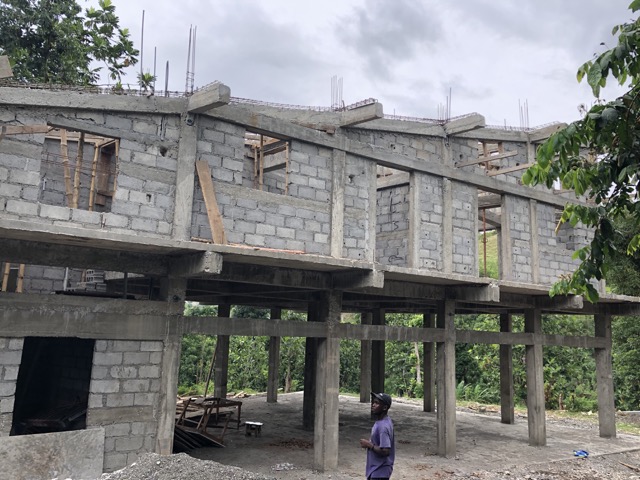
[313,291,342,472]
[595,313,616,438]
[499,313,514,424]
[423,312,436,412]
[525,309,546,446]
[156,332,182,455]
[436,298,456,457]
[213,304,231,399]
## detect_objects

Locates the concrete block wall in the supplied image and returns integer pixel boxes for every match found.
[537,203,587,286]
[376,185,409,266]
[417,173,444,270]
[504,196,533,282]
[345,129,442,163]
[0,107,180,240]
[451,182,478,276]
[450,138,479,171]
[87,339,163,472]
[0,337,22,437]
[343,155,372,260]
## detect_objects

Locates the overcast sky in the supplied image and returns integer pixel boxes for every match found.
[94,0,634,127]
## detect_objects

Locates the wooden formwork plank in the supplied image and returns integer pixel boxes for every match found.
[195,160,227,245]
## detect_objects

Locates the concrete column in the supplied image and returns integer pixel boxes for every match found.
[267,308,282,403]
[365,161,378,263]
[529,200,540,284]
[172,119,197,241]
[500,196,513,280]
[436,298,456,457]
[408,172,421,269]
[213,304,231,399]
[303,303,319,430]
[595,313,616,438]
[423,312,436,412]
[499,313,514,424]
[330,149,346,258]
[442,179,453,274]
[359,312,372,403]
[313,290,343,472]
[371,309,385,394]
[156,332,182,455]
[524,309,546,446]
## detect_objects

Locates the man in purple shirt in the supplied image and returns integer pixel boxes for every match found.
[359,392,395,479]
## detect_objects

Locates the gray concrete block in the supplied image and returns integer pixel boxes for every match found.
[123,352,151,364]
[0,382,16,396]
[106,393,135,407]
[1,184,24,200]
[0,396,15,414]
[138,365,160,378]
[8,169,40,185]
[104,452,128,472]
[133,393,157,406]
[131,218,158,232]
[122,379,150,393]
[0,351,21,364]
[91,380,120,394]
[93,352,123,366]
[110,366,138,379]
[91,366,109,380]
[71,209,101,224]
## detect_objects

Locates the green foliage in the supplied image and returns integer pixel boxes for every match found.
[0,0,138,84]
[523,2,640,300]
[478,230,499,279]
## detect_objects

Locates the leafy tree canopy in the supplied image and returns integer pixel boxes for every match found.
[523,0,640,302]
[0,0,138,85]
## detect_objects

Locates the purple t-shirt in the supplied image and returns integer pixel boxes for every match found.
[366,415,395,478]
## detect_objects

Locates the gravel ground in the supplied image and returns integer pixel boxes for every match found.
[99,449,640,480]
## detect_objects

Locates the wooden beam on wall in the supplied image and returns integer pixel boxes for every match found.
[195,160,227,245]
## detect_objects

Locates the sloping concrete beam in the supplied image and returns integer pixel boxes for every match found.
[528,123,566,143]
[346,118,446,137]
[444,114,485,135]
[168,251,223,277]
[187,83,231,113]
[339,102,383,126]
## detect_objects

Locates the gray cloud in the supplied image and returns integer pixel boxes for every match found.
[337,0,443,81]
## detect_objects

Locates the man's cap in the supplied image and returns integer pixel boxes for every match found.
[371,392,392,407]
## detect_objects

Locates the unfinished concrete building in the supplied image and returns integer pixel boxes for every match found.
[0,82,638,477]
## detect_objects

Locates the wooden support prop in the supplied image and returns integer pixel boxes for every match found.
[253,145,258,188]
[60,129,73,206]
[0,125,5,144]
[1,263,10,292]
[195,160,227,245]
[88,144,101,211]
[72,132,85,208]
[16,264,25,293]
[1,125,50,135]
[259,134,264,191]
[487,162,533,177]
[456,150,518,168]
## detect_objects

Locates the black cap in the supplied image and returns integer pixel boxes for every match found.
[371,392,392,407]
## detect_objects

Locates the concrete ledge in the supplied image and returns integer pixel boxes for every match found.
[339,102,383,127]
[444,114,485,135]
[187,83,231,114]
[0,428,105,480]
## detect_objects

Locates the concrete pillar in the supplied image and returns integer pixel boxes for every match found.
[423,312,436,412]
[171,119,197,241]
[267,308,282,403]
[436,299,456,457]
[595,313,616,438]
[156,333,182,455]
[442,179,453,274]
[213,304,231,399]
[371,309,385,394]
[524,309,546,446]
[359,312,372,403]
[499,313,515,424]
[313,290,343,472]
[330,149,345,258]
[303,303,319,430]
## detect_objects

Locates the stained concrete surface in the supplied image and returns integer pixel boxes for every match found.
[191,392,640,479]
[0,427,105,480]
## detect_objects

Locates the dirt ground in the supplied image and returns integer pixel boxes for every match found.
[180,392,640,479]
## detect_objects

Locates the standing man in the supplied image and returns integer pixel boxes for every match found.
[360,392,395,479]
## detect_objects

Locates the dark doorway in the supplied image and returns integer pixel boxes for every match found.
[11,337,95,435]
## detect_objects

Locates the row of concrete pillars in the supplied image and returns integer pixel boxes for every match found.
[207,296,616,471]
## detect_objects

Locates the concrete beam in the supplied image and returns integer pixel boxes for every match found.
[168,251,223,277]
[528,123,566,143]
[377,171,410,190]
[0,238,168,276]
[332,270,384,290]
[478,193,502,209]
[444,114,486,135]
[350,117,445,136]
[450,284,500,303]
[187,83,231,113]
[48,115,173,149]
[478,210,501,228]
[454,127,529,142]
[217,263,332,289]
[339,102,383,126]
[0,86,184,113]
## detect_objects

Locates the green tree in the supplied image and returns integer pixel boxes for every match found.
[0,0,137,84]
[523,0,640,301]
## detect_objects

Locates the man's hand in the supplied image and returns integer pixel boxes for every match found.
[359,438,373,449]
